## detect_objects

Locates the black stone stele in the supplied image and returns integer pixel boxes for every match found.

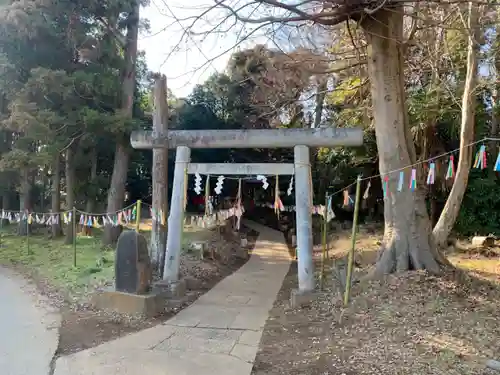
[115,231,151,294]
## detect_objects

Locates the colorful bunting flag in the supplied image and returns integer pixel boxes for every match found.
[473,145,487,169]
[363,181,371,199]
[426,162,436,185]
[409,169,417,191]
[397,171,404,192]
[446,156,455,180]
[494,151,500,172]
[343,190,350,206]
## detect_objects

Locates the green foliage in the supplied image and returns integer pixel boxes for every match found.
[456,174,500,236]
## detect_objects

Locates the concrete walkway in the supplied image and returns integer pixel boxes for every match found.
[54,221,291,375]
[0,267,60,375]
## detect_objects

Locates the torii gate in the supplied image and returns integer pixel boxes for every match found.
[131,127,363,295]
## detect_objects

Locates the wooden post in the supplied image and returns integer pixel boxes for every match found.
[319,193,328,290]
[150,74,169,276]
[72,206,77,267]
[26,212,30,255]
[344,175,362,306]
[0,214,3,248]
[135,200,142,232]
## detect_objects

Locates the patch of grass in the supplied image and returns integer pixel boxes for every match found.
[0,223,206,300]
[0,226,115,299]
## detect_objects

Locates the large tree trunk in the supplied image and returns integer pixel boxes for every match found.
[103,143,129,244]
[102,0,139,245]
[361,9,444,274]
[51,154,63,237]
[18,168,31,236]
[83,147,98,236]
[40,165,48,211]
[65,147,76,245]
[432,3,478,248]
[85,147,98,214]
[150,75,169,276]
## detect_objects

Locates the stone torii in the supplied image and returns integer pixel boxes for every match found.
[131,127,363,298]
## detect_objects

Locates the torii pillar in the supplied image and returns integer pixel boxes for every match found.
[131,128,363,296]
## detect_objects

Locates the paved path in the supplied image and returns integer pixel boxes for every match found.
[54,221,291,375]
[0,267,60,375]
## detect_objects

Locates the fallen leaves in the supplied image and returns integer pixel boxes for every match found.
[254,265,500,375]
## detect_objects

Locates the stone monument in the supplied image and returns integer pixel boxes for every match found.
[92,231,163,317]
[115,230,151,294]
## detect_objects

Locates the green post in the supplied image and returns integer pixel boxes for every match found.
[0,213,3,248]
[72,206,77,267]
[26,212,30,255]
[319,193,328,290]
[135,200,142,232]
[343,175,362,306]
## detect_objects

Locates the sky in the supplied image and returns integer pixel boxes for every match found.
[138,0,267,98]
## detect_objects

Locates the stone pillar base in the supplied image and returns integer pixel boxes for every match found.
[290,288,317,308]
[153,279,187,298]
[91,289,165,318]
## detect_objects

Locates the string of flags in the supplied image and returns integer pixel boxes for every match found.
[256,201,335,222]
[336,141,500,201]
[185,206,245,229]
[0,203,139,227]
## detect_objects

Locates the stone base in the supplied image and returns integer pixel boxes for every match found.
[91,289,164,318]
[152,278,187,298]
[290,289,317,308]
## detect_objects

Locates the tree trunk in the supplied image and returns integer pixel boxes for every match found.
[85,147,98,213]
[18,168,31,236]
[103,143,129,244]
[103,0,140,245]
[2,192,9,211]
[150,75,169,276]
[361,9,444,274]
[51,154,63,237]
[313,79,327,128]
[40,165,48,211]
[432,3,478,248]
[65,147,76,245]
[83,147,98,236]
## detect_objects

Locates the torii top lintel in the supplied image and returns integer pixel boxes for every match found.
[130,128,363,149]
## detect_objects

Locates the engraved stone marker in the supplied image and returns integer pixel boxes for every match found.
[115,231,151,294]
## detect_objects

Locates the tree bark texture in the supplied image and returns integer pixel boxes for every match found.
[103,0,139,245]
[83,147,98,236]
[150,75,169,276]
[51,154,63,237]
[361,9,444,274]
[65,147,76,245]
[432,3,478,248]
[17,168,31,236]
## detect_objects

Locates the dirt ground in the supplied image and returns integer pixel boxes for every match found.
[55,224,258,356]
[253,226,500,375]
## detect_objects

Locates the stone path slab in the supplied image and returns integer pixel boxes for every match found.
[54,220,291,375]
[0,267,60,375]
